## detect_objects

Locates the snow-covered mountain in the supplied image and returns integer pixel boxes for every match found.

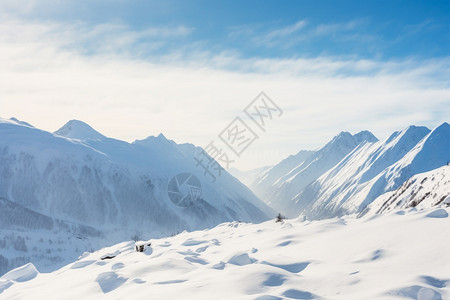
[0,117,273,275]
[53,120,106,140]
[368,165,450,214]
[1,207,449,299]
[251,131,378,214]
[2,117,448,282]
[0,197,105,276]
[294,123,450,219]
[250,150,314,197]
[228,166,272,187]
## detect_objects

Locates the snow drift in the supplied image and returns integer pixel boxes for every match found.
[1,207,449,299]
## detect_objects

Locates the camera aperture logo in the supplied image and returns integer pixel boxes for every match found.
[167,173,202,207]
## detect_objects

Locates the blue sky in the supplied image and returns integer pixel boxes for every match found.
[1,1,450,169]
[8,0,450,60]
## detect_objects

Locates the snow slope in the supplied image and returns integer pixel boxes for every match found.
[368,165,450,214]
[1,207,449,299]
[0,195,107,276]
[0,117,272,229]
[251,131,378,214]
[293,124,450,219]
[0,117,273,275]
[251,150,314,197]
[228,166,272,187]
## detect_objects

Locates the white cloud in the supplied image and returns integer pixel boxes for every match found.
[265,20,308,37]
[0,17,449,170]
[237,18,380,52]
[312,19,366,35]
[0,16,193,57]
[252,20,308,46]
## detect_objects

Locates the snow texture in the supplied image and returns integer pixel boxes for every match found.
[369,165,450,214]
[249,123,450,220]
[1,208,449,299]
[251,131,378,214]
[0,117,272,276]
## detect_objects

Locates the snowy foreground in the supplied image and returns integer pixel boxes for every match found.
[1,208,449,300]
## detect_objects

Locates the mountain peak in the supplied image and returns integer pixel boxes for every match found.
[385,125,430,145]
[434,122,450,132]
[9,117,34,127]
[157,133,168,140]
[54,120,105,140]
[328,130,376,148]
[404,124,429,132]
[419,122,450,147]
[133,132,175,149]
[400,125,431,141]
[331,131,352,142]
[337,131,352,137]
[353,130,378,144]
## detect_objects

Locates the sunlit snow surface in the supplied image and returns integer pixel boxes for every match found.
[0,117,272,275]
[370,165,450,214]
[1,207,449,300]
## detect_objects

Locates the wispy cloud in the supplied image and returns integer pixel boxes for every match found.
[312,19,367,35]
[249,20,308,46]
[0,17,193,58]
[1,17,449,169]
[262,20,308,40]
[232,18,373,51]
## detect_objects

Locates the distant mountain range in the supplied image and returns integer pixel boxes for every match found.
[0,117,272,275]
[1,116,449,277]
[241,122,450,219]
[250,130,378,214]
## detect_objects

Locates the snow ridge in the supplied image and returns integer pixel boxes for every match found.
[293,123,450,219]
[0,117,272,276]
[369,165,450,214]
[251,130,378,214]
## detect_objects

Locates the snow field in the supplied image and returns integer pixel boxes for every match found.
[1,207,449,300]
